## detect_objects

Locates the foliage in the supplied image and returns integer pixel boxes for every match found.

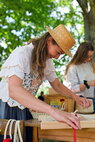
[0,0,56,63]
[0,0,84,81]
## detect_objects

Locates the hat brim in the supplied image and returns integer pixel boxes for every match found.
[46,26,73,57]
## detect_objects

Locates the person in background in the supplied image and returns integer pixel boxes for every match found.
[38,91,44,101]
[0,25,91,141]
[65,42,95,98]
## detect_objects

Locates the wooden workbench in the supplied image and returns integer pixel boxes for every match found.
[25,114,95,142]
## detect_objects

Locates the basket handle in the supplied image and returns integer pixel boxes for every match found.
[14,121,23,142]
[4,119,13,139]
[9,120,16,139]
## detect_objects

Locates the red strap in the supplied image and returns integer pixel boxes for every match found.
[3,138,12,142]
[73,128,76,142]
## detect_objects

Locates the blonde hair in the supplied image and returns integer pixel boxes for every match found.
[28,32,57,82]
[65,42,95,74]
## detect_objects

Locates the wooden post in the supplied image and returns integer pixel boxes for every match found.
[33,127,39,142]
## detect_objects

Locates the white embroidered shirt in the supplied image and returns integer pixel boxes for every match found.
[0,43,57,109]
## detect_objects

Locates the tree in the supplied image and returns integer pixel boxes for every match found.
[0,0,83,63]
[77,0,95,47]
[0,0,57,64]
[0,0,84,81]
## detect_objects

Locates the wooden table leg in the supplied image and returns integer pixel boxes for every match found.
[33,127,39,142]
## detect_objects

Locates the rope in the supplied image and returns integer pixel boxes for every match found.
[3,119,23,142]
[9,120,16,139]
[14,121,23,142]
[4,119,12,139]
[13,121,18,142]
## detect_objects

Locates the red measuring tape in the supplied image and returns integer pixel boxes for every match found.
[73,128,77,142]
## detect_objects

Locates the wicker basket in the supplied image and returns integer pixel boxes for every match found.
[31,111,55,121]
[31,111,47,120]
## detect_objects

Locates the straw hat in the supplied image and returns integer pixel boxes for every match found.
[46,24,75,57]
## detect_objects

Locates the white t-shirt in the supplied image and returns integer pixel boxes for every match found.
[64,62,95,97]
[0,43,57,109]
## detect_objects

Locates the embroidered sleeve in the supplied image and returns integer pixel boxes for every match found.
[0,48,27,80]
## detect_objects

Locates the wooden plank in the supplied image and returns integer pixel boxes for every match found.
[40,114,95,129]
[38,128,95,142]
[41,120,95,129]
[24,119,40,127]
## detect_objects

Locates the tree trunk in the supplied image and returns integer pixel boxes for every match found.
[77,0,95,48]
